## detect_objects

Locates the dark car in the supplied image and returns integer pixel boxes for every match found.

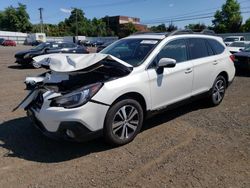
[15,41,89,67]
[234,44,250,71]
[96,41,114,52]
[0,38,5,45]
[91,40,104,47]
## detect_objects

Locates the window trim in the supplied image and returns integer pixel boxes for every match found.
[147,38,189,69]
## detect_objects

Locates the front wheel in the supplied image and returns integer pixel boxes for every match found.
[209,75,226,106]
[104,99,144,146]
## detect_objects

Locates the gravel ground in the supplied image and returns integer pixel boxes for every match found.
[0,46,249,188]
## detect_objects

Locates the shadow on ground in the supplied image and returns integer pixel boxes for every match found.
[8,64,33,70]
[235,69,250,77]
[0,100,210,163]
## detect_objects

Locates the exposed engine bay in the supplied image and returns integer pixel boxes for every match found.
[13,53,133,111]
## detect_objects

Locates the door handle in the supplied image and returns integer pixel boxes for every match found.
[185,68,192,74]
[213,61,218,65]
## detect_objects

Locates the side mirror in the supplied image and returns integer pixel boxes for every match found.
[158,58,176,68]
[239,48,243,52]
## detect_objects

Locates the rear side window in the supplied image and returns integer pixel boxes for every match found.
[207,39,225,55]
[188,38,209,59]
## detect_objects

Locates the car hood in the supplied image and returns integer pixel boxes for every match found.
[234,51,250,57]
[33,53,133,72]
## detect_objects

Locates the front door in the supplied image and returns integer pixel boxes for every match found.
[147,39,194,110]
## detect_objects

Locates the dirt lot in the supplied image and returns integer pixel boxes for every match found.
[0,46,249,188]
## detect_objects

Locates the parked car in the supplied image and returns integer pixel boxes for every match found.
[91,40,104,47]
[227,41,250,54]
[31,40,43,46]
[224,36,245,46]
[234,44,250,71]
[2,39,16,46]
[15,41,89,67]
[0,38,5,45]
[96,41,114,52]
[15,30,235,145]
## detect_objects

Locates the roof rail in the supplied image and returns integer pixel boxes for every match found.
[132,31,169,35]
[132,31,153,35]
[168,29,194,36]
[200,29,216,35]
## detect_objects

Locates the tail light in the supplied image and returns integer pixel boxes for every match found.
[230,54,235,62]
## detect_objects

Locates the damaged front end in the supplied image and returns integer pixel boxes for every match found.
[13,53,133,141]
[14,53,133,111]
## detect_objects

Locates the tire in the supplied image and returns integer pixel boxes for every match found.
[208,75,226,106]
[104,99,144,146]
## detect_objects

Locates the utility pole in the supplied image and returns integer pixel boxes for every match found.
[38,8,44,33]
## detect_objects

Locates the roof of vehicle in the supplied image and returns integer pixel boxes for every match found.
[224,36,244,38]
[127,29,218,40]
[230,41,250,44]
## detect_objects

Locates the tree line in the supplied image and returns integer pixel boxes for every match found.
[0,0,249,38]
[150,0,250,33]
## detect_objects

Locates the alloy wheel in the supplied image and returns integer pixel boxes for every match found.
[112,105,139,140]
[212,79,225,104]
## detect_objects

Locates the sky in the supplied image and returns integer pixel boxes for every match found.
[1,0,250,28]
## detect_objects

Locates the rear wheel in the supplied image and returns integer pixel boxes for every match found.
[104,99,144,146]
[209,75,226,106]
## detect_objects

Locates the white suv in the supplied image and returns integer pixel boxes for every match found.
[15,30,235,145]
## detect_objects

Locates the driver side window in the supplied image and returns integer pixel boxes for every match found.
[156,39,188,64]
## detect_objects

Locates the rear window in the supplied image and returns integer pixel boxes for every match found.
[207,39,225,55]
[188,38,209,59]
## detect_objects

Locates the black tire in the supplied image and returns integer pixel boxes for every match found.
[208,75,226,106]
[104,99,144,146]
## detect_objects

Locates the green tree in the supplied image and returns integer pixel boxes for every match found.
[212,0,242,33]
[118,22,137,38]
[16,3,32,32]
[150,24,167,32]
[166,23,177,32]
[241,18,250,32]
[185,23,207,31]
[0,3,32,32]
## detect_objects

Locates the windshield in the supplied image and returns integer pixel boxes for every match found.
[224,37,239,42]
[229,42,247,47]
[101,38,159,67]
[244,45,250,52]
[33,43,49,50]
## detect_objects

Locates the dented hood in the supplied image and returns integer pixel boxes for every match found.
[33,53,133,72]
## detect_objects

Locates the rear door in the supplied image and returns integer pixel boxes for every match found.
[188,38,217,95]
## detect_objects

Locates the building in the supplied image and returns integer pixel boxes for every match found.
[103,15,148,37]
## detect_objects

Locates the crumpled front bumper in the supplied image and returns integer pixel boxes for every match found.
[24,90,109,141]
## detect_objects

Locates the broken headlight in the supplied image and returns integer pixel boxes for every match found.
[50,83,103,108]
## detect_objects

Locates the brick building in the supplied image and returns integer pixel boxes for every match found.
[103,15,148,36]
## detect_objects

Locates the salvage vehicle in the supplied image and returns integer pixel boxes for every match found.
[14,30,235,145]
[234,44,250,71]
[15,41,89,68]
